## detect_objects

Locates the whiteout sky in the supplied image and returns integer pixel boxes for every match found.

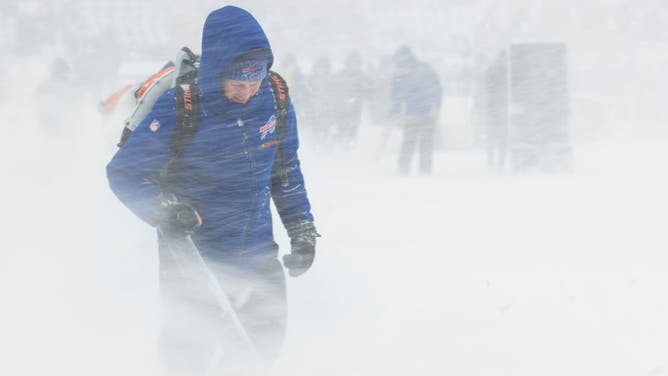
[1,1,667,375]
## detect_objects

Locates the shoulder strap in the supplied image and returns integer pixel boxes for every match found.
[268,71,290,187]
[171,82,200,155]
[117,47,200,150]
[171,47,201,155]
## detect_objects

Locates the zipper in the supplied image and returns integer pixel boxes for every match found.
[237,117,258,251]
[238,118,255,169]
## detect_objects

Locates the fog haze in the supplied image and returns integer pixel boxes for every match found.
[1,1,667,375]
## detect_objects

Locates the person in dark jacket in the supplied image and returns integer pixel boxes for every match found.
[330,51,370,148]
[303,54,335,144]
[390,45,442,175]
[106,6,319,374]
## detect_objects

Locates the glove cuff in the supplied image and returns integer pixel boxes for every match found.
[286,220,320,240]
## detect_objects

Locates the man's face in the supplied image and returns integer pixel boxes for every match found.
[222,79,262,104]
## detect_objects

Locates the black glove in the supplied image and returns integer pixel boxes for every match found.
[153,194,202,236]
[282,220,320,277]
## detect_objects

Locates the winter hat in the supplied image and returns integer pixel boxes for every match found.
[393,45,416,67]
[222,56,268,82]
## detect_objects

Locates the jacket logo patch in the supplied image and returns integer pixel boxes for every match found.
[149,119,160,132]
[259,115,276,140]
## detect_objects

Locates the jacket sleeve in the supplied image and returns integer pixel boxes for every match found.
[106,91,178,225]
[271,98,315,227]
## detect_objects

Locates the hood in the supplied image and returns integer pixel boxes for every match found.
[198,6,274,100]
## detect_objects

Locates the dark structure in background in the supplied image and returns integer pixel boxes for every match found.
[510,42,572,172]
[483,42,573,173]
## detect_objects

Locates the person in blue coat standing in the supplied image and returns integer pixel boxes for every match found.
[106,6,319,374]
[390,45,443,175]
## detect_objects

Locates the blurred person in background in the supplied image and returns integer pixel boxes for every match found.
[35,58,77,136]
[329,50,370,148]
[303,54,335,144]
[106,6,319,375]
[277,53,309,121]
[34,57,97,183]
[390,45,442,175]
[368,54,394,127]
[369,55,397,158]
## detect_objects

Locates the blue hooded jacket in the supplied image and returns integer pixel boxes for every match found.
[106,6,313,268]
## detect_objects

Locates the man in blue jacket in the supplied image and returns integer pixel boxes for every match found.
[106,6,318,373]
[391,45,443,175]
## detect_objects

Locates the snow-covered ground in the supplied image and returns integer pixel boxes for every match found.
[1,56,667,376]
[279,127,668,376]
